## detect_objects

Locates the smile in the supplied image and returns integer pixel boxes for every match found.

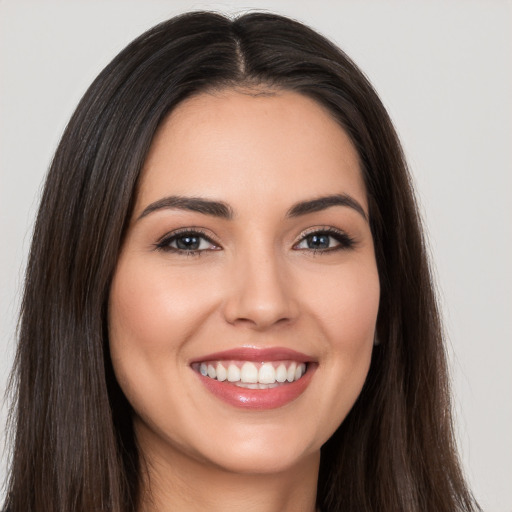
[191,348,316,409]
[193,360,307,388]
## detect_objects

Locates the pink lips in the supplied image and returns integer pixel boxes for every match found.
[191,347,316,410]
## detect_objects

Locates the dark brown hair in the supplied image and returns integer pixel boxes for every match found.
[4,11,480,512]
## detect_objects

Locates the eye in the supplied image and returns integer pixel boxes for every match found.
[155,230,220,254]
[294,228,355,252]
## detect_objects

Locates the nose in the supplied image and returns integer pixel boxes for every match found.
[222,247,299,331]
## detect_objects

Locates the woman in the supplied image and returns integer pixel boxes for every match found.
[3,11,480,512]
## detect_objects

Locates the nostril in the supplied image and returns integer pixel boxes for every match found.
[222,294,299,330]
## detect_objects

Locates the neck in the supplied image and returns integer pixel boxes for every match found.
[136,427,320,512]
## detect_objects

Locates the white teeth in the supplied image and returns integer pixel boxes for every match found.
[227,364,240,382]
[287,362,296,382]
[258,363,276,384]
[240,362,258,383]
[216,363,227,382]
[198,361,308,385]
[207,364,216,379]
[276,364,287,383]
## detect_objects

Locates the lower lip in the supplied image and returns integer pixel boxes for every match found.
[195,365,316,410]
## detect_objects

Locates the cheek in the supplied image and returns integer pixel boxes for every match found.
[108,256,218,356]
[309,259,380,347]
[302,260,379,432]
[107,256,220,413]
[107,255,222,427]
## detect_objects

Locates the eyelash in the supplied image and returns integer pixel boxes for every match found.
[155,228,218,256]
[154,227,356,256]
[295,227,356,253]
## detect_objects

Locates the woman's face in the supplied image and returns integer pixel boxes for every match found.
[109,89,380,475]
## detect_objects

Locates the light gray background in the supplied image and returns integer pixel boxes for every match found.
[1,1,511,510]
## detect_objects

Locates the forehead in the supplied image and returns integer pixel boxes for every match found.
[137,89,367,214]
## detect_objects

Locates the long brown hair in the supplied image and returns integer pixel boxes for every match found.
[4,11,480,512]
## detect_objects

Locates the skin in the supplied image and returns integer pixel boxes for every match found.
[108,89,380,512]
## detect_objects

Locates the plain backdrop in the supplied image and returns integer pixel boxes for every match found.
[1,0,511,510]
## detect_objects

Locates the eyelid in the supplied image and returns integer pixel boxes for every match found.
[296,225,344,239]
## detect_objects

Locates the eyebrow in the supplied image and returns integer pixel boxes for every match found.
[137,193,367,222]
[286,194,368,221]
[138,196,234,220]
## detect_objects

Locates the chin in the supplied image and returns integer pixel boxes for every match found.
[202,439,319,476]
[191,417,326,475]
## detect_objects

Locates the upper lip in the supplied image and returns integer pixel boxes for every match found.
[190,346,315,364]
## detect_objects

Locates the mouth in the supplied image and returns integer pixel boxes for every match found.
[190,347,316,409]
